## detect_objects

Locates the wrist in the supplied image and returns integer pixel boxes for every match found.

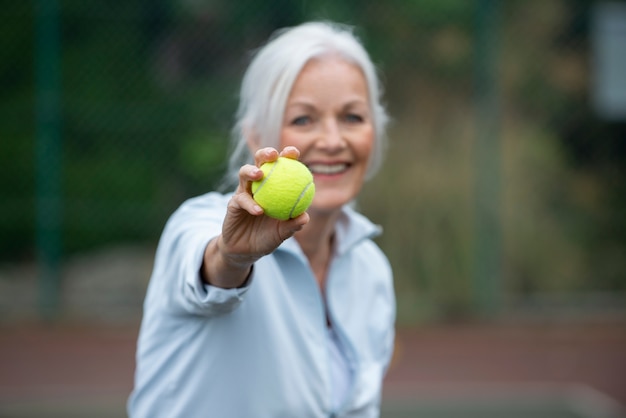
[201,236,253,288]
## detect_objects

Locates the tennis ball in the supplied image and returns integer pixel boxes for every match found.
[251,157,315,220]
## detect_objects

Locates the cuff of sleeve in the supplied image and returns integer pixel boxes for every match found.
[195,268,254,314]
[183,240,254,315]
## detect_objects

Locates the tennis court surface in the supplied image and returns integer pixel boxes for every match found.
[1,321,624,417]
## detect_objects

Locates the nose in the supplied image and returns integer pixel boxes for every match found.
[319,119,345,150]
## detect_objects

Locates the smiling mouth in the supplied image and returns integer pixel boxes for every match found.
[307,163,350,175]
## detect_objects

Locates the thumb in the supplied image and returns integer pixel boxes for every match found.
[277,212,310,240]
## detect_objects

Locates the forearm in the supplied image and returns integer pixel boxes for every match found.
[201,235,253,289]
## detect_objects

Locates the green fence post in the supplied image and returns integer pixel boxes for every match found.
[473,0,501,316]
[35,0,62,321]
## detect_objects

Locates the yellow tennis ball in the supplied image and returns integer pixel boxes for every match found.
[251,157,315,220]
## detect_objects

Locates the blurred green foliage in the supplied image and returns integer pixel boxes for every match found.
[1,0,624,321]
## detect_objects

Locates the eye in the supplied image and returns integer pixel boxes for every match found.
[344,113,364,124]
[291,115,312,126]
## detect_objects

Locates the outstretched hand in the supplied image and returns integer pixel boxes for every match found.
[202,146,310,288]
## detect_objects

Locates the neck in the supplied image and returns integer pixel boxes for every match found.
[295,208,342,289]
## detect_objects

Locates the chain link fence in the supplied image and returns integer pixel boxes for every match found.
[1,0,625,324]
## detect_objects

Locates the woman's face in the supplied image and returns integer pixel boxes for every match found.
[280,57,374,215]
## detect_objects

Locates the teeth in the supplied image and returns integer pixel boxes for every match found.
[308,163,348,175]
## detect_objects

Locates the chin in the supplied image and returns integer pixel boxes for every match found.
[310,193,356,214]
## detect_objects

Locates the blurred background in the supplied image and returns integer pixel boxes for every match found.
[1,0,625,417]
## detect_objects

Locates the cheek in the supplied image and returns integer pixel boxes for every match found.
[356,128,375,164]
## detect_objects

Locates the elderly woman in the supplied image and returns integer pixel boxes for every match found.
[128,21,395,417]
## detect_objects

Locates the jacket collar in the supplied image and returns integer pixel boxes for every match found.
[278,205,382,257]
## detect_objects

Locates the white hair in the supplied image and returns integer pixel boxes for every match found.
[221,21,389,190]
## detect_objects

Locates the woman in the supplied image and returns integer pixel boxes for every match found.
[128,21,395,417]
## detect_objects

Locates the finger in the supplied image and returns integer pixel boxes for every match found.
[254,147,279,167]
[236,165,264,209]
[230,189,264,216]
[237,164,263,190]
[279,146,300,160]
[239,164,263,182]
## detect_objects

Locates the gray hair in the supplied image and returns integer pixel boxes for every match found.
[220,21,389,190]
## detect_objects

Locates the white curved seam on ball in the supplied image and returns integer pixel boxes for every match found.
[289,182,313,219]
[253,159,279,196]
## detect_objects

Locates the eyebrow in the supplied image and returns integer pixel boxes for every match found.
[286,98,368,109]
[285,101,315,110]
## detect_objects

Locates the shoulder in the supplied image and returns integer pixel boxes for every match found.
[339,206,393,280]
[355,238,392,278]
[156,192,232,243]
[176,191,232,215]
[167,192,232,224]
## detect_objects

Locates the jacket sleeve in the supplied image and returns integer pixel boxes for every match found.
[147,193,253,317]
[382,288,396,376]
[379,255,396,376]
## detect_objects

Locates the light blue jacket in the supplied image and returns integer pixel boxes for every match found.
[128,192,396,418]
